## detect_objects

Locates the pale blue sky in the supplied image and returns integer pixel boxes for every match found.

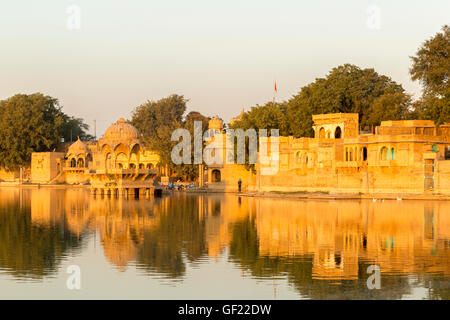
[0,0,448,135]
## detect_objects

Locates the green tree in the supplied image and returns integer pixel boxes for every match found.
[173,111,210,181]
[287,64,411,137]
[0,93,90,170]
[366,92,412,125]
[131,94,187,168]
[60,114,94,142]
[410,25,450,125]
[230,102,289,136]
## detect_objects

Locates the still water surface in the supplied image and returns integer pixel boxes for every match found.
[0,187,449,299]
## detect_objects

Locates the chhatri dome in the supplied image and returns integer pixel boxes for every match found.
[208,115,223,131]
[67,137,89,156]
[103,118,140,141]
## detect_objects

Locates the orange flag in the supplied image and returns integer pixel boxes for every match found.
[274,81,277,93]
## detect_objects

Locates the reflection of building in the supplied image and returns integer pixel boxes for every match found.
[254,199,450,280]
[30,118,161,196]
[202,113,450,194]
[20,187,450,281]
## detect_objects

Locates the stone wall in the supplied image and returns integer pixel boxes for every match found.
[31,152,65,183]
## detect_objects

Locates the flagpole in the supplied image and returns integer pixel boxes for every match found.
[273,80,277,106]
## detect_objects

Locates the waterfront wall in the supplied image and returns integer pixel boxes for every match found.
[253,161,448,194]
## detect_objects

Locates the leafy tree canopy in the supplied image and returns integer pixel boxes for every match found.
[0,93,91,170]
[410,25,449,125]
[131,94,187,167]
[286,64,411,137]
[131,95,211,181]
[232,64,411,138]
[229,102,290,136]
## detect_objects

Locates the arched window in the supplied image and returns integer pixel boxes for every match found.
[212,169,221,182]
[139,163,144,169]
[391,148,395,160]
[70,158,76,167]
[130,152,139,169]
[77,158,84,168]
[105,153,112,169]
[296,151,302,164]
[147,163,154,169]
[319,127,325,139]
[115,152,128,169]
[380,147,388,160]
[361,147,368,161]
[335,126,342,139]
[129,163,136,169]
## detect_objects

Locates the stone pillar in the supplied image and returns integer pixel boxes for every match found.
[199,164,204,187]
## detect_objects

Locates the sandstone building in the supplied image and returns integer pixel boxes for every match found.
[3,112,450,196]
[30,118,161,196]
[201,113,450,195]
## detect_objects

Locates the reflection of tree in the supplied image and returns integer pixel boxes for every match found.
[136,196,207,278]
[0,202,81,279]
[229,215,259,267]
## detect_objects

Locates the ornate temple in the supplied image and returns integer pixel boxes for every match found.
[30,118,161,197]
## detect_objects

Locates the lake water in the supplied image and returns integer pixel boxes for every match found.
[0,187,449,299]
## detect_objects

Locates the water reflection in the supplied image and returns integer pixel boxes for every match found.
[0,187,449,299]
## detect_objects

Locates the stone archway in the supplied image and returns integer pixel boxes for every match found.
[77,158,84,168]
[361,147,368,161]
[212,169,221,182]
[319,127,325,139]
[334,126,342,139]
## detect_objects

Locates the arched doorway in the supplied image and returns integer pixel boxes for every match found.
[295,151,302,164]
[361,147,368,161]
[334,127,342,139]
[115,152,128,169]
[212,169,221,182]
[319,127,325,139]
[105,153,112,169]
[380,147,388,160]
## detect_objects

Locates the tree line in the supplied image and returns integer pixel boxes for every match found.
[0,25,447,180]
[0,93,92,170]
[231,25,449,137]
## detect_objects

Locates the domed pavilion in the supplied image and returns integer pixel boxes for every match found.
[88,118,161,197]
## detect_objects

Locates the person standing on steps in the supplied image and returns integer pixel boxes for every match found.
[238,179,242,193]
